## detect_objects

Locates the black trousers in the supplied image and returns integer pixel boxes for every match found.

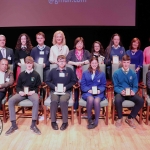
[0,91,6,110]
[114,94,144,119]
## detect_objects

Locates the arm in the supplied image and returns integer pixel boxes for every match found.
[132,73,138,93]
[30,49,35,60]
[34,74,42,93]
[138,51,143,68]
[16,74,23,93]
[146,72,150,89]
[49,47,56,64]
[80,72,91,92]
[112,72,124,94]
[14,50,20,66]
[45,69,56,90]
[0,71,14,88]
[97,73,106,93]
[45,48,50,67]
[143,48,146,64]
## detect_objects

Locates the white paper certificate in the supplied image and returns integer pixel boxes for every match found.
[112,55,119,64]
[38,58,44,64]
[92,86,97,95]
[125,88,130,96]
[57,83,64,93]
[24,87,29,94]
[20,58,25,64]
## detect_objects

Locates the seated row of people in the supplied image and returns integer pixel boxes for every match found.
[0,54,147,136]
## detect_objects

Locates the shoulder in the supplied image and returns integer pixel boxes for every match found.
[138,50,143,54]
[68,49,75,53]
[129,69,136,75]
[6,47,13,51]
[31,47,38,51]
[144,46,150,51]
[63,45,69,49]
[114,68,122,75]
[33,70,40,77]
[84,49,90,53]
[82,70,89,75]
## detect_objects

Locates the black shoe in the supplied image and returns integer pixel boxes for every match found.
[88,118,94,125]
[30,126,41,135]
[5,126,18,136]
[51,122,59,130]
[87,123,98,129]
[60,123,68,131]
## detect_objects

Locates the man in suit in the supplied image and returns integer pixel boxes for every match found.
[0,58,14,110]
[5,56,41,136]
[0,35,14,64]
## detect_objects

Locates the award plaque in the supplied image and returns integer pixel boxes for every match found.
[24,87,29,95]
[112,55,119,64]
[57,83,64,93]
[38,58,44,64]
[20,58,25,64]
[92,86,97,95]
[125,88,131,96]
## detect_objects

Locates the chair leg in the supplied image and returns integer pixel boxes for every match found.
[43,106,47,124]
[112,105,115,124]
[146,105,149,125]
[71,106,74,125]
[78,106,81,124]
[22,107,25,114]
[2,104,7,123]
[139,108,142,124]
[105,106,108,125]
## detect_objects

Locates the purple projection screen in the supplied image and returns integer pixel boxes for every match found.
[0,0,136,27]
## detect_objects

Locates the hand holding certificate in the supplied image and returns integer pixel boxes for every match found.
[92,86,97,95]
[24,87,29,95]
[20,58,25,64]
[125,88,131,96]
[38,58,44,64]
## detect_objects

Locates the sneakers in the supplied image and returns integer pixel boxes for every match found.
[115,119,122,127]
[125,117,136,129]
[5,126,18,136]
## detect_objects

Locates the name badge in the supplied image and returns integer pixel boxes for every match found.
[6,78,10,82]
[40,51,44,55]
[8,56,11,60]
[59,73,65,77]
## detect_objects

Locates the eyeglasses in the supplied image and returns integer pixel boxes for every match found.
[58,61,66,63]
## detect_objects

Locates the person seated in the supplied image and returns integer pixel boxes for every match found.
[0,58,14,111]
[30,32,50,82]
[80,57,106,129]
[5,56,41,136]
[46,55,76,130]
[113,55,144,128]
[0,35,14,64]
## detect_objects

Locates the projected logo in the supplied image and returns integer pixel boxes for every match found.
[0,117,3,135]
[48,0,54,4]
[48,0,87,4]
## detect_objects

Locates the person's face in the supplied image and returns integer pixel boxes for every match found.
[0,60,8,72]
[132,41,139,50]
[113,35,120,46]
[91,59,98,70]
[26,62,33,70]
[122,60,130,70]
[55,33,63,44]
[57,58,66,68]
[94,43,100,52]
[76,41,83,50]
[36,35,45,45]
[0,36,6,47]
[21,35,27,46]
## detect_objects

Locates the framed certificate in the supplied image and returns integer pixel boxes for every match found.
[125,88,131,96]
[112,55,119,64]
[24,87,29,94]
[38,58,44,64]
[20,58,25,64]
[57,83,64,93]
[92,86,97,95]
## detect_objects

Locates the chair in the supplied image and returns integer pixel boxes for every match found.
[139,64,150,124]
[78,64,109,125]
[14,63,43,122]
[111,64,143,124]
[43,64,75,125]
[0,65,15,123]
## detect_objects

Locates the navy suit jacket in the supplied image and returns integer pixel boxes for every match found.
[0,47,14,64]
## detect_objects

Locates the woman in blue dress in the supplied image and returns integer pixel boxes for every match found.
[80,57,106,129]
[126,38,143,82]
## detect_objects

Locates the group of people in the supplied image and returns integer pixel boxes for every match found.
[0,31,149,136]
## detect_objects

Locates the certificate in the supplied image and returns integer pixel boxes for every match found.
[20,58,25,64]
[125,88,131,96]
[38,58,44,64]
[92,86,97,95]
[57,83,64,93]
[112,55,119,64]
[24,87,29,94]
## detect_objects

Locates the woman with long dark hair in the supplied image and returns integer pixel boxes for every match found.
[80,57,106,129]
[105,33,125,79]
[91,41,105,64]
[15,33,33,81]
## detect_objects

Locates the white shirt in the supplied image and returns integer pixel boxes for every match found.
[25,69,33,74]
[37,45,46,51]
[122,67,129,74]
[0,47,6,58]
[112,45,120,49]
[0,71,5,84]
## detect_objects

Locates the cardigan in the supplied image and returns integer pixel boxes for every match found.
[143,46,150,64]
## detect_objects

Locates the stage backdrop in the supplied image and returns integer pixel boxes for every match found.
[0,0,136,27]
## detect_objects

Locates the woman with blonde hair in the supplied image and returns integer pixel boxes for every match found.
[49,30,69,64]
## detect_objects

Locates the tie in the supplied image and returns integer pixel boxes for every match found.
[1,48,6,58]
